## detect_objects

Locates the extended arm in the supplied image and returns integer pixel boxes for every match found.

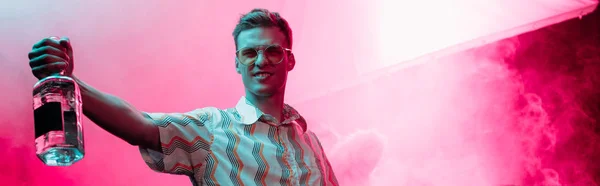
[74,76,160,152]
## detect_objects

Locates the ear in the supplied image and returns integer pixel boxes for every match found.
[235,58,242,74]
[287,53,296,71]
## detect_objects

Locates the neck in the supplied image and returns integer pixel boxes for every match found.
[245,90,285,122]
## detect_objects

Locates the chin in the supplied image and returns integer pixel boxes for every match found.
[250,85,282,97]
[251,89,277,97]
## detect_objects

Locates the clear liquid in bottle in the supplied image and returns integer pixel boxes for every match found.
[33,75,84,166]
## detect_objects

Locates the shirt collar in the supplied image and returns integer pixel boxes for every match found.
[234,96,307,132]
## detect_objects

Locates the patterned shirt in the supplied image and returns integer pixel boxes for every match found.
[138,97,339,186]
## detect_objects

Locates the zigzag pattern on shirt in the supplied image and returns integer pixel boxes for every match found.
[146,112,210,128]
[203,151,220,186]
[167,162,194,175]
[288,127,311,185]
[161,135,211,155]
[165,162,203,175]
[145,158,165,172]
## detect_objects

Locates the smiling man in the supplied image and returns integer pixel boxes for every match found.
[27,8,338,186]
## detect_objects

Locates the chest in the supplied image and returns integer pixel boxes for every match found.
[198,123,328,186]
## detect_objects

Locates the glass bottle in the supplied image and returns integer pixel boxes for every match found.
[33,64,84,166]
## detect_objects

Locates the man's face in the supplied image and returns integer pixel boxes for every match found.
[236,27,295,97]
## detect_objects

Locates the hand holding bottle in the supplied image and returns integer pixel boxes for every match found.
[28,37,74,79]
[29,36,84,166]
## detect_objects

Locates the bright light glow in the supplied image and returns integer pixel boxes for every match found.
[369,0,598,75]
[0,0,598,185]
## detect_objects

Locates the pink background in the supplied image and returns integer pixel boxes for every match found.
[1,0,599,185]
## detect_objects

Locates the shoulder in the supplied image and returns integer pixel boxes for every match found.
[187,106,232,122]
[187,107,220,117]
[283,104,309,131]
[188,106,243,126]
[142,107,226,127]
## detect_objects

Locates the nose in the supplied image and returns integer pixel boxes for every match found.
[254,51,269,68]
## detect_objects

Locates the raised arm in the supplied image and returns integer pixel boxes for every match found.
[74,76,160,150]
[28,37,160,151]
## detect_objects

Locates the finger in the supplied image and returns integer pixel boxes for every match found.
[29,54,67,68]
[28,46,70,61]
[32,37,64,51]
[59,37,73,61]
[32,62,68,79]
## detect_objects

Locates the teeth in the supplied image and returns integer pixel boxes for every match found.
[256,73,270,77]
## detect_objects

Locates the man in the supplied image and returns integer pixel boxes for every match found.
[28,8,338,186]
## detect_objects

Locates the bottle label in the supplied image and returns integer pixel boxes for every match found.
[34,102,64,138]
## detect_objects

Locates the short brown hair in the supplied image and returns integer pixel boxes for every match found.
[232,8,293,50]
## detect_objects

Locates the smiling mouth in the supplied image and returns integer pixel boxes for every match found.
[254,72,272,78]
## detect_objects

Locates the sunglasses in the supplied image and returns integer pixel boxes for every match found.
[235,45,291,66]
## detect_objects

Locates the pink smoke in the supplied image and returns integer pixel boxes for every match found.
[1,5,599,186]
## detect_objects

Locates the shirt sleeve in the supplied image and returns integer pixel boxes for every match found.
[138,108,214,176]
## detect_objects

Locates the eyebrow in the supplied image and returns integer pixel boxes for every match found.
[241,44,282,49]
